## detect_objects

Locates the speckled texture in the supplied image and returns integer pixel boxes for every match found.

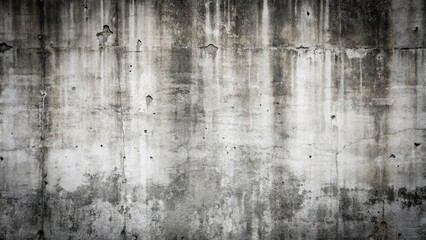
[0,0,425,239]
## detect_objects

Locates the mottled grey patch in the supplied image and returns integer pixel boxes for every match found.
[269,166,306,221]
[50,169,122,208]
[368,186,395,205]
[146,163,222,239]
[42,169,125,238]
[268,166,306,239]
[316,204,337,240]
[170,48,192,84]
[339,188,366,221]
[0,42,12,53]
[0,190,42,239]
[321,184,339,197]
[397,187,426,208]
[96,25,113,48]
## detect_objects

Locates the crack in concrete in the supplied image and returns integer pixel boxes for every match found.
[336,128,426,156]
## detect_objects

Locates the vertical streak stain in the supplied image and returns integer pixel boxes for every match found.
[113,1,129,239]
[38,0,47,238]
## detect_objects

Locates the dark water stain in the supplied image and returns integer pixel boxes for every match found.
[267,0,301,47]
[339,185,426,217]
[328,0,392,47]
[230,0,258,47]
[152,0,195,47]
[271,50,296,147]
[170,48,193,85]
[397,187,426,208]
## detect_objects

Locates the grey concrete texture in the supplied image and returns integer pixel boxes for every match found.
[0,0,425,239]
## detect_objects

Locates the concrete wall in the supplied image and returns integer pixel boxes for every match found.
[0,0,425,239]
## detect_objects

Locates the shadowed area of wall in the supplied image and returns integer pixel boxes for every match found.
[0,0,425,239]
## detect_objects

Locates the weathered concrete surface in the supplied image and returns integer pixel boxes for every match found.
[0,0,425,239]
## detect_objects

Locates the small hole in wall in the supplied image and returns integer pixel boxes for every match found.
[0,157,3,161]
[72,87,76,91]
[144,130,147,133]
[307,11,310,16]
[414,27,418,33]
[309,155,312,158]
[331,115,336,119]
[100,145,103,147]
[149,156,153,159]
[414,142,421,147]
[123,156,126,159]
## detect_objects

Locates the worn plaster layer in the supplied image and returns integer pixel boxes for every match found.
[0,0,425,239]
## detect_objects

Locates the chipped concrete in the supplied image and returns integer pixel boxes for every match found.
[0,0,425,239]
[96,25,114,48]
[0,43,12,53]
